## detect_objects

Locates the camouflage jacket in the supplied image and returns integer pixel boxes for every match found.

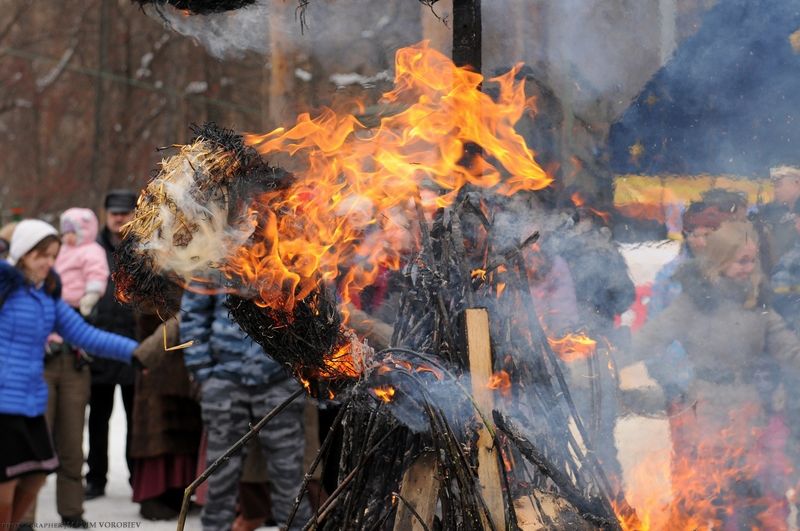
[179,290,287,387]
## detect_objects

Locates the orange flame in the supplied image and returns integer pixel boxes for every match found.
[571,190,612,225]
[224,41,548,314]
[373,385,396,403]
[487,370,511,397]
[616,405,793,530]
[547,332,597,363]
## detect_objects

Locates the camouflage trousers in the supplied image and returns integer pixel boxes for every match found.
[199,377,312,531]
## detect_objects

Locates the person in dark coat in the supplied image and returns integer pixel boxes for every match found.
[752,165,800,273]
[129,316,202,521]
[84,190,138,500]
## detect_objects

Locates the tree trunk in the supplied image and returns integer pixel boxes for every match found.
[90,0,109,188]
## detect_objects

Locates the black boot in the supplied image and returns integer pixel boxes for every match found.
[84,482,105,501]
[61,515,89,528]
[140,498,180,521]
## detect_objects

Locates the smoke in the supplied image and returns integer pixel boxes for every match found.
[147,1,272,57]
[146,0,423,74]
[138,150,256,284]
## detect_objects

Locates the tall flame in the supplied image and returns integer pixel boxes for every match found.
[226,41,549,312]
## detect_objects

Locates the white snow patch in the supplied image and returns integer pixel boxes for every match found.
[185,81,208,94]
[329,70,391,88]
[295,68,313,82]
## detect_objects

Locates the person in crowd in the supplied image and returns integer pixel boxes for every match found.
[39,209,110,526]
[0,220,138,528]
[85,190,139,501]
[752,165,800,272]
[649,201,730,317]
[768,195,800,523]
[700,187,749,220]
[770,198,800,333]
[180,288,312,531]
[631,220,800,528]
[55,208,109,317]
[129,316,202,521]
[524,246,580,336]
[537,194,635,494]
[548,201,636,337]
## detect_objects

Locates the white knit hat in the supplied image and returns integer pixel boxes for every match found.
[8,219,59,266]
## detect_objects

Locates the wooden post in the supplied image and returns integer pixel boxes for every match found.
[464,308,506,531]
[452,0,481,71]
[393,452,440,531]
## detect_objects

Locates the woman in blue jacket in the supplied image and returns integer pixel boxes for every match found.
[0,219,138,526]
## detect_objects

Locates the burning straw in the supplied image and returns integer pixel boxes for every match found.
[115,43,629,530]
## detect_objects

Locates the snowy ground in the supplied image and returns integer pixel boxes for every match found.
[34,387,279,531]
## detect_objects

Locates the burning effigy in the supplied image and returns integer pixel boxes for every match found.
[116,42,630,529]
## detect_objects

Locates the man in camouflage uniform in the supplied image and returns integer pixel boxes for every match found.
[180,289,311,531]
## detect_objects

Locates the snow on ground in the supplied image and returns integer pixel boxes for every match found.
[32,240,682,529]
[616,240,678,509]
[35,387,279,530]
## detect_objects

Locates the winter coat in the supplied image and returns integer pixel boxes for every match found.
[548,223,635,334]
[648,247,689,318]
[89,226,136,386]
[752,202,797,274]
[179,290,286,387]
[0,261,137,417]
[632,262,800,433]
[55,208,109,308]
[129,317,201,459]
[770,241,800,333]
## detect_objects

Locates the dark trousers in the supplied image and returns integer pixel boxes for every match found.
[86,383,134,488]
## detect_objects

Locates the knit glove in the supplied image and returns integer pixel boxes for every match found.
[79,291,101,317]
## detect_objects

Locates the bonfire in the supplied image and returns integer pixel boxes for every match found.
[116,42,628,530]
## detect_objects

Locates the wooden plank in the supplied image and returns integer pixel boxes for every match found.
[393,452,440,531]
[465,308,506,531]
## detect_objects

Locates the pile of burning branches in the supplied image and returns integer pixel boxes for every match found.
[115,43,629,530]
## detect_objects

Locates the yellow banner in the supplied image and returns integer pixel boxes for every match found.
[614,175,772,223]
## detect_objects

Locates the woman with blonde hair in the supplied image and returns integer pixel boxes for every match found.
[630,220,800,528]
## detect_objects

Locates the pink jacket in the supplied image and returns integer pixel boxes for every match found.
[55,208,109,308]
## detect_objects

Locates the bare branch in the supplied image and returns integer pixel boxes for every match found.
[35,44,76,91]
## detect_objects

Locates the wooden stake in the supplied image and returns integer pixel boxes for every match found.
[393,452,440,531]
[465,308,506,531]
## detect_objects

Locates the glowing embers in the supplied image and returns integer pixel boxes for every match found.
[487,370,511,397]
[547,332,597,363]
[371,385,396,403]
